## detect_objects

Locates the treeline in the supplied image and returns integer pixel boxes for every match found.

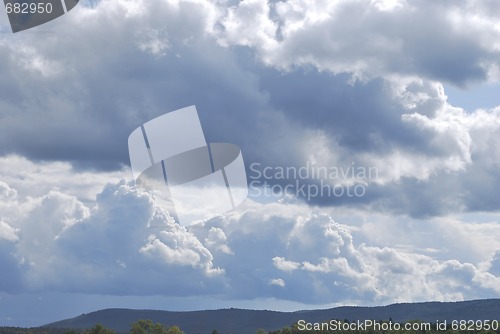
[2,319,500,334]
[269,319,500,334]
[0,319,185,334]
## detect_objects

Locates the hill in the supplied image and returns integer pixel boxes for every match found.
[45,299,500,334]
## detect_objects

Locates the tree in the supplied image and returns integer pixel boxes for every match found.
[130,320,184,334]
[131,320,158,334]
[84,324,115,334]
[63,331,79,334]
[165,326,184,334]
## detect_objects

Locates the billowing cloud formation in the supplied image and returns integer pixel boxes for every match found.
[0,157,223,295]
[0,157,499,304]
[0,0,500,218]
[218,0,500,84]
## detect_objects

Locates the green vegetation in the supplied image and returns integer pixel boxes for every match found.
[2,319,500,334]
[130,320,184,334]
[0,320,185,334]
[0,328,68,334]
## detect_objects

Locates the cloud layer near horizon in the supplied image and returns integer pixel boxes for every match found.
[0,156,499,304]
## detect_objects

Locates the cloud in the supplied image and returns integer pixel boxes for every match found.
[0,155,128,201]
[218,0,500,85]
[49,181,224,295]
[0,221,18,242]
[269,278,286,287]
[273,257,300,272]
[0,184,22,291]
[212,200,500,304]
[0,0,223,169]
[486,251,500,276]
[1,0,500,218]
[0,157,223,295]
[205,227,233,255]
[0,157,499,304]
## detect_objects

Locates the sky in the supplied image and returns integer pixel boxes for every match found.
[1,0,500,327]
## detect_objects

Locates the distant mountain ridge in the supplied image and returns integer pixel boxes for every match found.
[45,299,500,334]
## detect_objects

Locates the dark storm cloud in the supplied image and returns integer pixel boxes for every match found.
[3,0,500,170]
[256,70,436,154]
[0,7,277,170]
[1,0,500,218]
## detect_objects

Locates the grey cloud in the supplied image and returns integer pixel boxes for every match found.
[0,0,493,167]
[0,219,21,292]
[0,4,269,170]
[487,251,500,276]
[2,0,500,218]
